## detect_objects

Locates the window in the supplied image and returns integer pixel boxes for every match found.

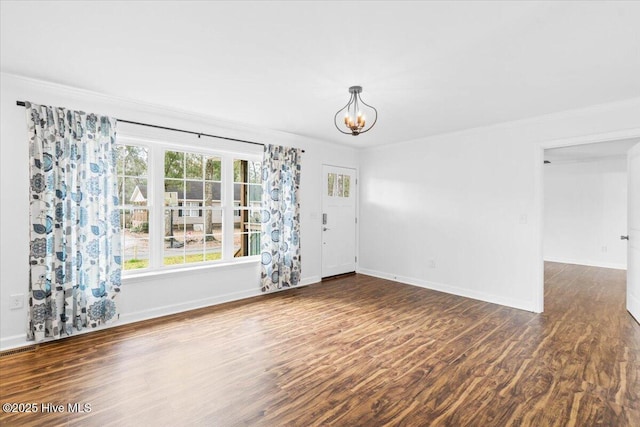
[181,201,201,217]
[164,150,223,266]
[116,141,261,272]
[116,145,150,270]
[234,159,262,257]
[327,172,351,197]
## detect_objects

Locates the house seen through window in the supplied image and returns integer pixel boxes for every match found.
[117,145,150,270]
[164,150,223,266]
[116,144,262,271]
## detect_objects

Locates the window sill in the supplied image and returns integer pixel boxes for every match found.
[121,257,260,283]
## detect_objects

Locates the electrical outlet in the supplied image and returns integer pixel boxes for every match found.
[429,259,436,268]
[10,294,24,310]
[602,246,608,253]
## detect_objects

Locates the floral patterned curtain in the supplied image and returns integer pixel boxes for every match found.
[260,144,302,292]
[26,102,121,343]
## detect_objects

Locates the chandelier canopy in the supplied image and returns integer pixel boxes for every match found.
[334,86,377,136]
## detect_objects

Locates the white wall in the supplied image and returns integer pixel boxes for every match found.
[544,157,627,269]
[358,99,640,312]
[0,73,358,350]
[3,72,640,350]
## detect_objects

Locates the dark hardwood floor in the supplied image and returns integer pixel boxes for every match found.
[1,263,639,426]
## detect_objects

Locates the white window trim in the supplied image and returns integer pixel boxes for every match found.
[116,135,262,277]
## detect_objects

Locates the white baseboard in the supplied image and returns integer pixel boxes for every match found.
[300,275,322,287]
[1,288,260,352]
[0,334,29,352]
[0,276,324,352]
[544,257,627,270]
[357,268,537,313]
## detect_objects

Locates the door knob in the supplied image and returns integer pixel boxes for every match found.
[323,227,330,231]
[621,235,629,240]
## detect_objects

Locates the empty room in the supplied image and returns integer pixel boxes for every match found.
[1,1,639,426]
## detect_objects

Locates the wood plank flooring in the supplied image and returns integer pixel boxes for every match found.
[1,262,639,426]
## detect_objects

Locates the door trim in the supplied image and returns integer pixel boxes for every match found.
[321,164,358,279]
[536,128,640,313]
[627,142,640,323]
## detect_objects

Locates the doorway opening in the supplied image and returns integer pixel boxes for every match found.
[538,134,640,319]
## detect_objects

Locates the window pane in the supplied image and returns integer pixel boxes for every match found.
[125,177,148,206]
[234,231,261,258]
[248,208,261,226]
[124,146,148,176]
[176,209,188,238]
[164,179,183,193]
[328,173,335,196]
[185,153,203,179]
[234,159,247,183]
[343,175,351,198]
[248,161,262,184]
[204,182,222,206]
[117,176,125,205]
[337,174,344,197]
[164,208,185,265]
[121,207,149,270]
[131,209,150,233]
[237,207,250,227]
[248,184,262,204]
[205,156,221,180]
[202,209,222,261]
[117,145,151,271]
[163,238,185,265]
[164,208,223,265]
[184,226,204,264]
[164,208,184,243]
[164,180,182,206]
[205,234,223,262]
[234,159,261,214]
[199,208,222,238]
[165,151,184,179]
[208,212,223,235]
[233,230,248,258]
[185,180,204,203]
[117,147,126,175]
[235,207,260,258]
[249,232,261,256]
[182,201,201,217]
[234,183,243,204]
[123,237,149,270]
[234,160,262,183]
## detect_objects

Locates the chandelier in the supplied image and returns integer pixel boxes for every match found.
[334,86,377,136]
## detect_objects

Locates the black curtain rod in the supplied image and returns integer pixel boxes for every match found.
[16,100,304,152]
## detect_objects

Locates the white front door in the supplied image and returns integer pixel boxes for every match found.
[322,165,357,278]
[627,143,640,323]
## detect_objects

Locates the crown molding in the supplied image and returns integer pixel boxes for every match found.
[362,97,640,151]
[2,72,355,153]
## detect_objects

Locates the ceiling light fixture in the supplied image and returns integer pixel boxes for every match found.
[334,85,377,136]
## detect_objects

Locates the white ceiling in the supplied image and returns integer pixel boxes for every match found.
[2,1,640,148]
[544,138,639,163]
